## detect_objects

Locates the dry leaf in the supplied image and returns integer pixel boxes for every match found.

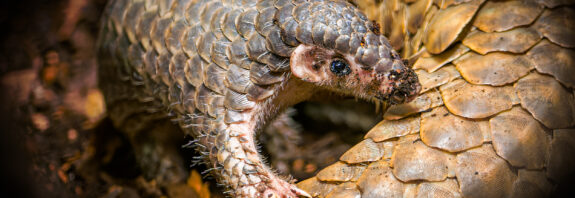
[187,170,211,198]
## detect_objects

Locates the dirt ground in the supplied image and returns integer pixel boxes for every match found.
[0,0,217,196]
[0,1,376,197]
[1,0,122,196]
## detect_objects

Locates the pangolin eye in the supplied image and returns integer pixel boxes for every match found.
[330,59,351,76]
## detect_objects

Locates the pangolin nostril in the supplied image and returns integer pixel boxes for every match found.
[388,68,421,104]
[389,88,407,105]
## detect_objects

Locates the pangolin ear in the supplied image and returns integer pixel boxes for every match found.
[290,45,326,83]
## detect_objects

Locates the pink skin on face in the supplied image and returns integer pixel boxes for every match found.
[290,44,420,104]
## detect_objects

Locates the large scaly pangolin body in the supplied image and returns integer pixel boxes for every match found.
[97,0,421,197]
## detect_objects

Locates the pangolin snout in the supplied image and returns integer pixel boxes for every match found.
[388,68,421,105]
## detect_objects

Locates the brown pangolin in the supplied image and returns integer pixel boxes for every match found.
[97,0,421,197]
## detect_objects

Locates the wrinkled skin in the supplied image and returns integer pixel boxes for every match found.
[97,0,420,197]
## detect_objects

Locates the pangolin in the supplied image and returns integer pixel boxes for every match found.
[97,0,421,197]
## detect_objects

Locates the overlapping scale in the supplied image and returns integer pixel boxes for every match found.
[225,64,251,93]
[137,8,158,51]
[391,135,453,182]
[407,0,433,34]
[421,106,486,152]
[123,1,144,44]
[165,18,187,55]
[527,39,575,88]
[296,177,337,198]
[413,44,469,72]
[199,1,223,32]
[221,9,242,41]
[202,63,227,94]
[249,62,285,85]
[440,79,517,119]
[150,16,172,53]
[169,52,187,88]
[453,52,535,86]
[184,55,205,87]
[206,94,224,117]
[246,83,275,101]
[339,139,384,164]
[416,179,462,198]
[423,0,483,54]
[235,9,258,38]
[533,7,575,48]
[324,183,361,198]
[156,49,173,86]
[415,65,460,93]
[364,117,420,142]
[515,72,575,129]
[384,89,443,120]
[405,5,437,57]
[512,170,553,198]
[316,162,366,182]
[535,0,575,8]
[546,129,575,182]
[388,2,407,50]
[224,89,255,110]
[462,28,542,55]
[433,0,473,9]
[298,1,575,197]
[356,160,406,197]
[181,25,203,57]
[473,0,543,32]
[455,145,517,198]
[489,106,550,169]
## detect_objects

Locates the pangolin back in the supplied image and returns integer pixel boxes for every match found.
[296,0,575,197]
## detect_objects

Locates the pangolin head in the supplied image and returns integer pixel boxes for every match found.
[287,0,420,105]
